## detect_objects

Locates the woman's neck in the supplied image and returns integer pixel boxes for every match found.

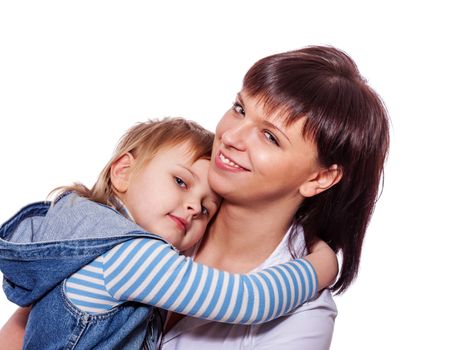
[195,200,297,272]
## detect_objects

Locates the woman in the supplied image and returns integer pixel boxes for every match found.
[162,45,389,349]
[1,45,389,349]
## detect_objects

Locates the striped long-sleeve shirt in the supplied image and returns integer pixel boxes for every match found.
[65,237,318,325]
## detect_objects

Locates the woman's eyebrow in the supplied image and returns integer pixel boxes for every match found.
[237,92,291,144]
[263,119,291,144]
[236,92,244,105]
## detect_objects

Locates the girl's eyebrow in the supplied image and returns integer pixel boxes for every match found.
[206,197,219,207]
[208,197,221,211]
[176,164,198,181]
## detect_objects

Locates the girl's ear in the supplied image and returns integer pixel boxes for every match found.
[299,164,343,198]
[110,153,135,193]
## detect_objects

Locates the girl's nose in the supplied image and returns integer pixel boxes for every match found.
[185,200,202,218]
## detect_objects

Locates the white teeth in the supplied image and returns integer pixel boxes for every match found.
[220,153,241,168]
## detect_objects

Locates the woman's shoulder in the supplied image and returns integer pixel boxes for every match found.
[252,289,336,349]
[292,288,337,315]
[253,225,338,349]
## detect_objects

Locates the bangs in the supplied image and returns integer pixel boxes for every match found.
[125,118,214,171]
[243,51,372,165]
[182,137,213,162]
[134,141,211,173]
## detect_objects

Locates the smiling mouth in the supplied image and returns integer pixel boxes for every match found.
[217,152,249,171]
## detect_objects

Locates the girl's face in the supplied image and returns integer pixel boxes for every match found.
[209,91,322,206]
[115,142,220,251]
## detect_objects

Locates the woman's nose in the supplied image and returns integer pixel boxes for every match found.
[220,122,250,151]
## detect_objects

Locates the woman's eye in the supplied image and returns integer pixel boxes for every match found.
[201,206,209,216]
[174,177,187,189]
[264,130,279,146]
[232,101,245,115]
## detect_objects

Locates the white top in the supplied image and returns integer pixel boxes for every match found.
[161,227,337,350]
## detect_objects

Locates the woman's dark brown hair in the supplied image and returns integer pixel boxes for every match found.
[243,46,390,294]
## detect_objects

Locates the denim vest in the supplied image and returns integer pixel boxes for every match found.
[0,194,167,349]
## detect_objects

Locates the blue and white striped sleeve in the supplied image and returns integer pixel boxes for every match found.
[101,238,318,325]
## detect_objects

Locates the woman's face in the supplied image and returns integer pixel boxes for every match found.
[208,90,322,205]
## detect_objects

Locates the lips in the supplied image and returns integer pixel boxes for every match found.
[168,214,187,233]
[215,151,249,172]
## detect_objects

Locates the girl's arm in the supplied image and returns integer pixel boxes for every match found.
[0,306,30,350]
[100,238,335,325]
[306,239,339,291]
[0,240,336,345]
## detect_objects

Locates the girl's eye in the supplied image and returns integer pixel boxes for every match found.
[264,130,279,146]
[201,206,209,216]
[232,101,245,116]
[175,177,187,189]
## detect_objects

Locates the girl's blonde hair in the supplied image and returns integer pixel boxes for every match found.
[54,117,214,211]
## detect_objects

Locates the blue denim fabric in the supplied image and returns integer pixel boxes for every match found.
[0,194,167,349]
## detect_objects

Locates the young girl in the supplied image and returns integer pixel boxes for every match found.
[0,118,336,349]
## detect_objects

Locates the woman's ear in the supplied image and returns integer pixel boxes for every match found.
[299,164,343,198]
[110,153,135,193]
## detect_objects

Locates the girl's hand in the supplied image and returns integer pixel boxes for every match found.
[305,240,338,291]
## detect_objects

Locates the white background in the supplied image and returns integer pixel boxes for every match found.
[1,1,466,349]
